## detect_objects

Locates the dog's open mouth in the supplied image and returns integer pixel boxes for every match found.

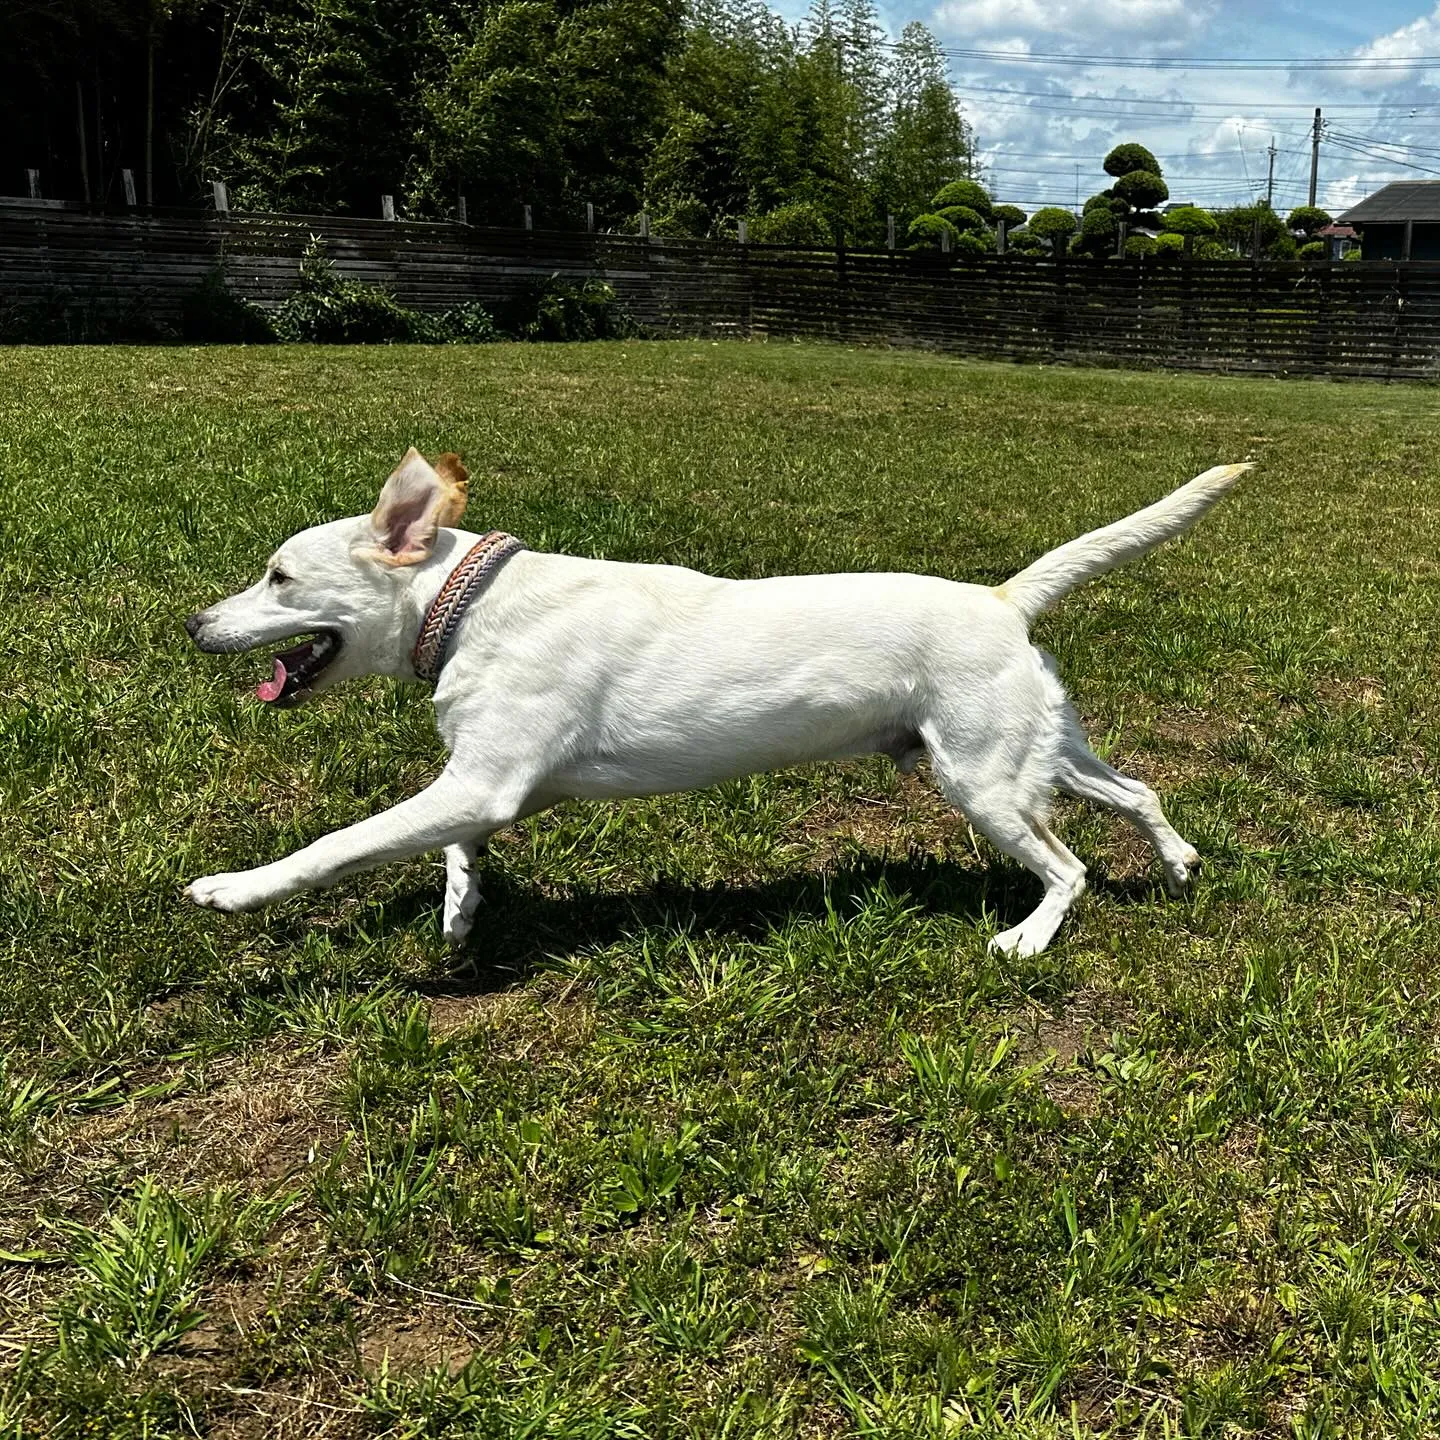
[256,630,344,706]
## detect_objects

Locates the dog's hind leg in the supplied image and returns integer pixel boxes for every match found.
[923,724,1086,958]
[1055,714,1199,896]
[443,839,486,947]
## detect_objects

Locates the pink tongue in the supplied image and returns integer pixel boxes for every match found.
[256,659,288,703]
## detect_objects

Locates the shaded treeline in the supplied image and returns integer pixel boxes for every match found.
[3,0,974,242]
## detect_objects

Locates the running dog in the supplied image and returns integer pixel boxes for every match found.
[185,449,1248,955]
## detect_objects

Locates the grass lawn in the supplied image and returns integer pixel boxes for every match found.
[2,341,1439,1438]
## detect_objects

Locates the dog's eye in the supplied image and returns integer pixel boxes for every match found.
[270,570,291,586]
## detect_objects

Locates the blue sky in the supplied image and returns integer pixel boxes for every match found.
[789,1,1440,216]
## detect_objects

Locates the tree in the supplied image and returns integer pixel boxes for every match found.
[1160,205,1217,238]
[907,212,959,249]
[1072,206,1118,257]
[1217,201,1287,256]
[1112,169,1168,211]
[871,23,974,235]
[935,204,986,234]
[932,179,991,218]
[1103,142,1160,179]
[992,204,1026,228]
[1028,207,1077,250]
[1287,205,1332,236]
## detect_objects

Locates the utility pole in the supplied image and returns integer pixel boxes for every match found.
[1074,163,1080,213]
[1309,107,1322,208]
[1266,137,1276,208]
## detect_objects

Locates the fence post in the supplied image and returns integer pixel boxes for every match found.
[639,211,650,239]
[457,194,467,225]
[122,168,137,206]
[886,213,896,251]
[1183,233,1193,260]
[1403,219,1414,261]
[737,219,748,245]
[586,202,594,232]
[1251,216,1262,261]
[26,168,40,200]
[212,180,228,213]
[1115,221,1126,258]
[381,194,396,221]
[997,219,1007,255]
[940,225,952,254]
[523,203,532,231]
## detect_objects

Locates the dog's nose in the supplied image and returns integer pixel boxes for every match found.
[184,611,207,640]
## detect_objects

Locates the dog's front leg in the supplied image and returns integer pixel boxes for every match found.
[186,770,499,915]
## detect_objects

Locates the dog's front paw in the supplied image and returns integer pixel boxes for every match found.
[1162,846,1202,898]
[186,870,276,913]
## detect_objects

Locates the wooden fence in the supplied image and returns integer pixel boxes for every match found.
[4,200,1440,381]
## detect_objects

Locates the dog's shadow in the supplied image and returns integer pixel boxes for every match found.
[337,851,1162,1001]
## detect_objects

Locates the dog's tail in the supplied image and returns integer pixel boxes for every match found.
[996,463,1251,626]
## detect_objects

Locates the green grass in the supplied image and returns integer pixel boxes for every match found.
[2,340,1439,1438]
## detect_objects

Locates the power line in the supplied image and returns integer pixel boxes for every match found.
[947,80,1440,113]
[928,45,1440,72]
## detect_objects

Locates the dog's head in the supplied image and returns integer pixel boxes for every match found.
[185,449,470,706]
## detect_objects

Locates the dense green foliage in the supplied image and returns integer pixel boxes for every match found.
[7,0,974,245]
[1160,206,1219,239]
[3,343,1440,1435]
[1287,205,1333,237]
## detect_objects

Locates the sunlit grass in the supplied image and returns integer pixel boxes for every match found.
[1,341,1439,1436]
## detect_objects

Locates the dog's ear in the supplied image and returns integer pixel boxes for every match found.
[365,448,469,567]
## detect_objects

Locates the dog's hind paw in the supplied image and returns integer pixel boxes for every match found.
[442,885,482,947]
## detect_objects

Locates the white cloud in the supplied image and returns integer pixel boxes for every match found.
[1323,173,1368,214]
[931,0,1215,46]
[1326,6,1440,91]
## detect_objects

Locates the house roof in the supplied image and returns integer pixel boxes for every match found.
[1317,223,1357,238]
[1338,181,1440,224]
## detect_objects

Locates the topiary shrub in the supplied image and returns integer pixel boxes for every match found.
[992,204,1027,229]
[1298,239,1327,261]
[1082,192,1114,214]
[1124,234,1157,258]
[932,180,992,219]
[907,213,961,249]
[1113,169,1169,210]
[935,205,987,234]
[1154,232,1186,260]
[1160,205,1218,238]
[951,230,990,259]
[746,201,831,247]
[1104,143,1161,178]
[1195,238,1233,261]
[1027,207,1078,249]
[181,268,275,343]
[1072,206,1118,257]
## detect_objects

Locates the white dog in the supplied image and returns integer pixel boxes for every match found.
[185,450,1248,956]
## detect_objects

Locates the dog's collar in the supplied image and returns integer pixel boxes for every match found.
[412,532,525,684]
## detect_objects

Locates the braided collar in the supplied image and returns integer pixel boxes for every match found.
[411,531,525,684]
